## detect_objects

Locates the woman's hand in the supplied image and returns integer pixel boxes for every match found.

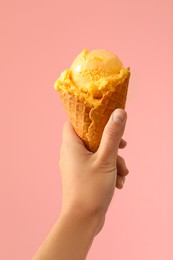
[59,108,129,234]
[33,109,129,260]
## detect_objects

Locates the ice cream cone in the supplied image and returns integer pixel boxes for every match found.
[57,68,130,152]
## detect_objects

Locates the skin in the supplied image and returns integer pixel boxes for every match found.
[33,109,129,260]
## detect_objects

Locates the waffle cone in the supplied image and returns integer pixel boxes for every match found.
[58,70,130,152]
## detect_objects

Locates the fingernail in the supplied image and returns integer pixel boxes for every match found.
[112,109,126,123]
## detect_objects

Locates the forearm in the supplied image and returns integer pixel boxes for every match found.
[33,210,98,260]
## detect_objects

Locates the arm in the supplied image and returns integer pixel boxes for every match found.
[33,210,97,260]
[33,109,129,260]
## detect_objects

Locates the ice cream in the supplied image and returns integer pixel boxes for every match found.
[54,49,130,152]
[70,49,123,89]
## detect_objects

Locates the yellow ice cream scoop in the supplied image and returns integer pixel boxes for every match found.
[54,49,130,152]
[54,49,129,101]
[70,49,123,89]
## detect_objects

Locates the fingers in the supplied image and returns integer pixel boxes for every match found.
[115,155,129,189]
[117,155,129,176]
[97,109,127,161]
[62,122,85,150]
[116,156,129,189]
[119,139,127,149]
[116,175,125,189]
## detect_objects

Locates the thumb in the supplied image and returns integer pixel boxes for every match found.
[97,109,127,161]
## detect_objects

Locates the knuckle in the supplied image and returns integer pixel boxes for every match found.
[104,123,122,141]
[105,127,117,141]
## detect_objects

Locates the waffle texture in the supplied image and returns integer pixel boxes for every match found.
[58,69,130,152]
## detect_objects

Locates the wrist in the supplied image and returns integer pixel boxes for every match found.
[59,207,105,236]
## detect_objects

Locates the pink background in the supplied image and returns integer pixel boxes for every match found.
[1,0,173,259]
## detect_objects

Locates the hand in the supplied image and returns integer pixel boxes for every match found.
[59,109,129,235]
[33,109,129,260]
